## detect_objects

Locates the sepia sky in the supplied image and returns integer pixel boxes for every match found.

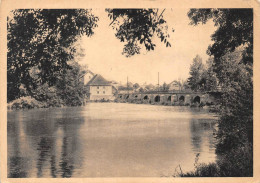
[80,9,217,85]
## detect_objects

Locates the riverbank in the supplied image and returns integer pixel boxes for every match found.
[7,96,67,110]
[8,96,220,113]
[114,98,220,112]
[179,142,253,177]
[8,96,46,110]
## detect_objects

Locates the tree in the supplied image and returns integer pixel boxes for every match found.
[31,61,87,107]
[187,55,205,91]
[7,9,99,102]
[56,61,87,106]
[133,83,140,91]
[172,79,186,91]
[106,9,172,57]
[182,80,190,91]
[139,87,144,93]
[162,82,169,91]
[145,84,156,91]
[188,9,253,70]
[203,58,218,92]
[187,8,253,176]
[216,48,253,149]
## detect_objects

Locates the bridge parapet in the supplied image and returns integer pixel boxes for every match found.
[115,91,218,105]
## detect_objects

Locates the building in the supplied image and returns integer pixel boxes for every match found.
[168,80,180,91]
[85,74,114,101]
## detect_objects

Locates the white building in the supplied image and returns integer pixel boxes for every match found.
[85,74,114,101]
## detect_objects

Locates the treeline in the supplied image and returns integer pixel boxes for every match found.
[181,9,253,177]
[8,61,88,109]
[7,9,172,108]
[7,9,99,109]
[187,55,219,92]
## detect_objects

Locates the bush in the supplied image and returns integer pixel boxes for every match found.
[181,142,253,177]
[8,96,46,109]
[181,163,219,177]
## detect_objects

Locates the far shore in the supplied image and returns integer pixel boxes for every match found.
[8,96,220,113]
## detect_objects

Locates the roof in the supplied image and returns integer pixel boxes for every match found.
[169,80,179,86]
[86,74,111,86]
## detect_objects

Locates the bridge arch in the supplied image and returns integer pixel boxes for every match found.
[179,95,185,102]
[193,96,200,103]
[167,96,171,101]
[143,95,149,100]
[155,95,160,102]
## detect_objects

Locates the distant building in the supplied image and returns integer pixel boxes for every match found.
[168,81,180,91]
[110,80,120,90]
[85,74,114,101]
[117,88,135,94]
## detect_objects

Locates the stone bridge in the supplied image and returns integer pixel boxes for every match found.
[116,91,217,105]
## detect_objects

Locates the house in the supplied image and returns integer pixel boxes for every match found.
[85,74,114,101]
[168,80,181,91]
[110,80,120,90]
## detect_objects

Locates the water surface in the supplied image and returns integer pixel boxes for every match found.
[8,103,217,177]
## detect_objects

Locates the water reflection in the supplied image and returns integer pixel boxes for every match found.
[8,111,29,178]
[189,118,217,163]
[37,137,53,177]
[59,137,74,177]
[8,103,217,177]
[50,155,57,178]
[8,157,28,178]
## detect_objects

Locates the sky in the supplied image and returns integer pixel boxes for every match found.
[79,9,217,85]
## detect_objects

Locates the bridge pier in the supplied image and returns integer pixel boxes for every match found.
[185,95,191,105]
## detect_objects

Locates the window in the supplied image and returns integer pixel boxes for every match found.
[97,86,99,89]
[97,91,99,94]
[103,91,105,94]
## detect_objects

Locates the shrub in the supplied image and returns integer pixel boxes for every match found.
[181,142,253,177]
[181,163,219,177]
[8,96,46,109]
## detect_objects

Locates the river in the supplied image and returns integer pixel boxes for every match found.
[8,102,218,177]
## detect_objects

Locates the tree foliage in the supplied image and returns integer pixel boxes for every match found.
[216,48,253,151]
[25,61,87,107]
[188,9,253,69]
[138,87,144,93]
[187,55,205,91]
[7,9,98,102]
[187,56,219,92]
[106,9,172,57]
[188,8,253,176]
[202,58,218,92]
[133,83,140,91]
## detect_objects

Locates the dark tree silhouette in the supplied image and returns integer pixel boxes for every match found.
[185,8,253,177]
[7,9,98,101]
[106,9,172,57]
